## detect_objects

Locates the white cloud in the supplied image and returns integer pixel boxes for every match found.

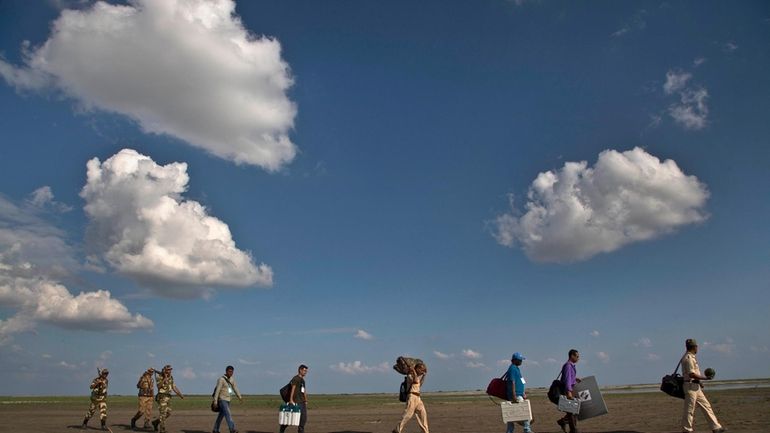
[722,41,738,52]
[597,352,610,363]
[179,366,197,380]
[669,88,709,130]
[590,330,600,338]
[664,70,692,95]
[466,361,486,369]
[330,361,389,375]
[147,352,156,358]
[80,149,272,297]
[493,147,709,263]
[544,358,558,364]
[703,338,734,355]
[59,360,78,369]
[646,353,661,361]
[750,346,769,353]
[523,359,540,367]
[0,194,152,344]
[497,359,509,367]
[462,349,482,359]
[663,69,709,130]
[693,57,707,67]
[634,337,653,348]
[0,0,297,171]
[238,358,259,366]
[354,329,374,340]
[42,353,52,359]
[433,350,453,360]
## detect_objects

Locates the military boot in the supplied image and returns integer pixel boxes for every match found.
[82,417,89,428]
[130,416,138,430]
[152,419,159,432]
[100,419,107,431]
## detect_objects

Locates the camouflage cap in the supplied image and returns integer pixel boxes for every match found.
[100,368,109,375]
[163,364,172,370]
[686,338,698,348]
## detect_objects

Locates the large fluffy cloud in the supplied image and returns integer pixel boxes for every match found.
[80,149,272,297]
[493,147,709,263]
[0,0,297,170]
[0,193,151,344]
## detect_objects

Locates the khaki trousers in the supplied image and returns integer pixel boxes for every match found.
[135,396,153,426]
[682,382,721,432]
[396,394,429,433]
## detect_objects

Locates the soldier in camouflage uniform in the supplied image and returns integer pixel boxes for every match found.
[131,368,155,430]
[82,368,109,430]
[151,365,184,433]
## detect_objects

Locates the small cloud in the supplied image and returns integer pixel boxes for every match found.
[597,352,610,363]
[179,366,197,380]
[544,358,558,364]
[611,26,630,37]
[330,361,389,375]
[497,359,510,367]
[42,353,52,359]
[354,329,374,340]
[433,351,453,360]
[750,346,769,353]
[523,359,540,367]
[693,57,707,67]
[646,353,661,361]
[722,41,739,52]
[466,361,486,369]
[664,70,692,95]
[634,337,653,348]
[147,352,156,358]
[462,349,482,359]
[590,330,600,338]
[238,358,259,366]
[703,338,734,355]
[59,361,77,369]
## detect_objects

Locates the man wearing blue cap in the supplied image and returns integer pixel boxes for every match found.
[506,352,534,433]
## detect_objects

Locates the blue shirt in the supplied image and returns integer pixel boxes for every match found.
[506,364,525,399]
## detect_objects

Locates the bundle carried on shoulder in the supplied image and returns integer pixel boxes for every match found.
[393,356,425,375]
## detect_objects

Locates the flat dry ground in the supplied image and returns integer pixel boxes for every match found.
[1,387,768,433]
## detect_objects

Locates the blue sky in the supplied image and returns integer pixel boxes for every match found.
[1,0,769,396]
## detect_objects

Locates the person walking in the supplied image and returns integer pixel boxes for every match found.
[392,362,429,433]
[556,349,581,433]
[681,338,726,433]
[506,352,533,433]
[280,364,309,433]
[131,368,155,430]
[82,368,110,430]
[212,365,243,433]
[151,365,184,433]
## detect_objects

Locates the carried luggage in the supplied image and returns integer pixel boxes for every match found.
[485,370,509,400]
[660,360,685,399]
[500,399,532,423]
[279,382,291,403]
[558,395,580,414]
[393,356,424,375]
[398,376,409,402]
[278,403,300,426]
[547,372,563,404]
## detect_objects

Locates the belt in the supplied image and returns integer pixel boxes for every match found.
[410,392,421,396]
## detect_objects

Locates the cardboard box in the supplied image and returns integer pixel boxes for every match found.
[573,375,608,420]
[500,399,532,422]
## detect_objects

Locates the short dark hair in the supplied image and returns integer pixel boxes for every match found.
[226,365,234,371]
[299,364,308,371]
[568,349,579,358]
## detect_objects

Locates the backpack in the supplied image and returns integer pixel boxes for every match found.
[279,382,292,403]
[398,377,409,402]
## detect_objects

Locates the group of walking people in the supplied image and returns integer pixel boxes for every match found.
[81,338,726,433]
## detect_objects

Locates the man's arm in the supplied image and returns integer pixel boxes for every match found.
[288,383,297,405]
[173,385,184,399]
[213,377,223,403]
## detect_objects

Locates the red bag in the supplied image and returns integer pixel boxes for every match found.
[486,371,509,400]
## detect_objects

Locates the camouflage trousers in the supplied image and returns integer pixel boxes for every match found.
[133,396,153,427]
[154,395,172,433]
[85,398,107,421]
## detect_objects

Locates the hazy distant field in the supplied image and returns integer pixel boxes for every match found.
[2,381,769,433]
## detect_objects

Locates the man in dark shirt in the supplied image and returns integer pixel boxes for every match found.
[281,364,309,433]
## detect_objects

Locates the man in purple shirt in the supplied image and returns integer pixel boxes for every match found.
[557,349,581,433]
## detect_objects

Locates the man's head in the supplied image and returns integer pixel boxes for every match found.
[512,352,525,366]
[568,349,580,363]
[298,364,309,377]
[163,364,173,375]
[686,338,698,353]
[225,365,234,378]
[415,363,427,375]
[100,368,109,377]
[146,367,154,375]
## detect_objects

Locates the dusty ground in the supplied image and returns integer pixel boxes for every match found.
[1,387,768,433]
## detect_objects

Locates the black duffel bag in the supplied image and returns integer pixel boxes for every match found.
[547,372,563,404]
[660,360,685,399]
